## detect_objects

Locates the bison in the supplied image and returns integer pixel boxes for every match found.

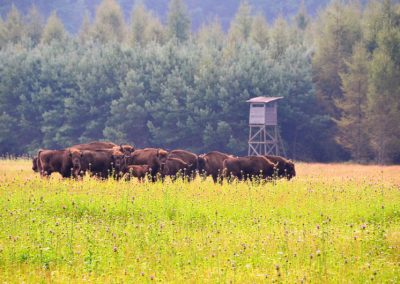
[160,157,190,180]
[265,155,296,180]
[198,151,233,183]
[70,148,127,179]
[37,149,73,178]
[32,156,39,172]
[127,148,169,181]
[223,156,275,182]
[125,165,151,181]
[167,149,198,178]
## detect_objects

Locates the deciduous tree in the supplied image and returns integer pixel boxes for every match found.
[336,42,371,161]
[167,0,190,42]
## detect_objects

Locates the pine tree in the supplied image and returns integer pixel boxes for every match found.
[167,0,190,42]
[362,0,384,53]
[197,18,225,47]
[0,17,5,48]
[130,4,147,46]
[130,3,165,46]
[0,112,19,153]
[336,42,371,161]
[41,12,67,44]
[269,16,290,59]
[366,0,400,164]
[25,5,44,46]
[295,1,309,31]
[91,0,126,43]
[313,0,362,119]
[250,13,269,48]
[228,1,253,43]
[78,10,91,44]
[3,5,25,45]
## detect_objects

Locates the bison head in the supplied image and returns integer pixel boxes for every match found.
[111,150,127,176]
[69,149,83,177]
[32,157,38,172]
[285,161,296,180]
[197,154,207,173]
[120,144,135,155]
[157,149,169,165]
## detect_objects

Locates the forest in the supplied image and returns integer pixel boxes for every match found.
[0,0,399,163]
[0,0,337,32]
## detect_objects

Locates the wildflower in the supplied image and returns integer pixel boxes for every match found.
[113,245,117,252]
[316,250,321,256]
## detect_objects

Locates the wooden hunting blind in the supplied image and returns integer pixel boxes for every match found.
[247,96,285,156]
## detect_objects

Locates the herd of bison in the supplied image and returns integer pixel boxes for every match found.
[32,141,296,182]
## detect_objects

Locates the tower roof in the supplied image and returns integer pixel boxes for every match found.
[246,96,283,104]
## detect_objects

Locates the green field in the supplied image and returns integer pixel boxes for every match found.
[0,160,399,283]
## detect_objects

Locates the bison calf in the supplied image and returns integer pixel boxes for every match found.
[161,157,190,180]
[168,149,198,178]
[127,148,169,181]
[125,165,150,181]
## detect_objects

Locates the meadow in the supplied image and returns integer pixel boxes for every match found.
[0,159,399,283]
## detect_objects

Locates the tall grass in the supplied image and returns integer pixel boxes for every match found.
[0,160,399,282]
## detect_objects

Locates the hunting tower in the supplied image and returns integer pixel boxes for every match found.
[247,96,285,156]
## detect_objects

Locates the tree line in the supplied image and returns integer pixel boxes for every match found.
[0,0,399,164]
[0,0,332,33]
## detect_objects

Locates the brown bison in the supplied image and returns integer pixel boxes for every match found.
[265,155,296,180]
[160,157,190,180]
[198,151,233,183]
[37,149,73,178]
[32,156,39,172]
[127,148,169,181]
[125,165,151,181]
[167,149,198,178]
[70,148,126,179]
[223,156,275,181]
